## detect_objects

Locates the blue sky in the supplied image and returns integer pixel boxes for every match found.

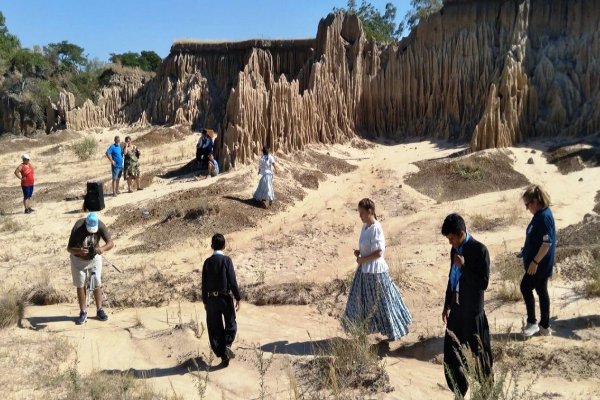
[2,1,411,62]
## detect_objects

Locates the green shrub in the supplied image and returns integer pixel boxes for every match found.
[496,252,523,302]
[72,136,98,161]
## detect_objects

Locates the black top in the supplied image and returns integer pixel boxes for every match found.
[522,207,556,278]
[201,253,241,303]
[443,237,490,315]
[67,219,111,258]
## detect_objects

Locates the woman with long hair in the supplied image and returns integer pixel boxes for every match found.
[342,198,412,341]
[520,185,556,337]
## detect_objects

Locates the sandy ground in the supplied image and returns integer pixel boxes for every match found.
[0,127,599,399]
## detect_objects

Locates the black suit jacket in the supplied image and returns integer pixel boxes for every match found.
[201,253,241,303]
[443,237,490,315]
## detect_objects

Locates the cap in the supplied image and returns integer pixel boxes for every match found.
[21,153,30,160]
[85,212,99,233]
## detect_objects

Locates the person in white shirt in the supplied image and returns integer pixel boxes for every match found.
[342,198,412,341]
[253,146,276,208]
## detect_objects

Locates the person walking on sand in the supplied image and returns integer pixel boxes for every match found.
[520,185,556,337]
[441,213,493,397]
[202,233,241,367]
[253,146,276,208]
[105,135,124,196]
[66,212,114,325]
[14,153,35,214]
[342,198,412,342]
[123,136,143,192]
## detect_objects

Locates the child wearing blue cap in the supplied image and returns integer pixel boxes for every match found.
[66,212,114,324]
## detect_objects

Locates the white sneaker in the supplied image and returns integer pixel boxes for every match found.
[523,322,540,337]
[539,327,552,336]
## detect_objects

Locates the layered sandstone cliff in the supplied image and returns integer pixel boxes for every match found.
[3,0,599,165]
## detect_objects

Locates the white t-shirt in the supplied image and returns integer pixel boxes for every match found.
[359,220,389,273]
[259,154,275,176]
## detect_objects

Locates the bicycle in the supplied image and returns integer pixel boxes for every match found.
[80,255,121,323]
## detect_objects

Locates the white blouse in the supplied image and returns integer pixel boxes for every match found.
[359,220,389,274]
[259,154,275,176]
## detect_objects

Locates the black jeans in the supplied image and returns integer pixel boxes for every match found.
[520,273,550,329]
[205,295,237,358]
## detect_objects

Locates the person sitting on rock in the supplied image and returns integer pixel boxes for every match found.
[196,129,213,171]
[207,153,219,178]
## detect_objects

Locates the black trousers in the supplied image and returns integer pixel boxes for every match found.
[444,307,493,397]
[520,273,550,329]
[196,148,210,170]
[205,295,237,358]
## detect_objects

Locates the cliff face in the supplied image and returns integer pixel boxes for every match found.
[3,0,599,164]
[134,0,600,166]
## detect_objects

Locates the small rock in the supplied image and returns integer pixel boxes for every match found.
[531,149,537,154]
[579,177,583,182]
[527,157,534,164]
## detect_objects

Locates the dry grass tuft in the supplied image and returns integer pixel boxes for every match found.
[296,326,393,398]
[0,217,23,233]
[0,289,25,328]
[495,251,523,302]
[583,258,600,298]
[72,136,98,161]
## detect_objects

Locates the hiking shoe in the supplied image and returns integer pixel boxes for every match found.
[27,207,34,212]
[24,208,31,214]
[97,308,108,321]
[539,327,552,336]
[523,322,540,337]
[224,346,236,360]
[75,310,88,325]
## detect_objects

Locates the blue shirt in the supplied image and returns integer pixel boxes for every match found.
[106,144,123,168]
[210,159,219,174]
[523,207,556,277]
[449,233,470,291]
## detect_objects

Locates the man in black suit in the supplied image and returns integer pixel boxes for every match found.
[202,233,241,367]
[441,213,493,397]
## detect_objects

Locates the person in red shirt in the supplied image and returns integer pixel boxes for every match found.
[14,153,35,214]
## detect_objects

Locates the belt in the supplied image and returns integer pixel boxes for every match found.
[207,291,229,297]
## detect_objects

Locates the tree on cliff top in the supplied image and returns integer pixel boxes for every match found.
[334,1,404,42]
[405,0,443,32]
[334,0,444,41]
[109,50,162,72]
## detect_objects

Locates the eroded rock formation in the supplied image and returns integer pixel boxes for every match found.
[3,0,599,165]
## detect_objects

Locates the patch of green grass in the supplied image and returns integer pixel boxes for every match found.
[72,136,98,161]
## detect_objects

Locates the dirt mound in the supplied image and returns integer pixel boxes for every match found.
[495,342,600,380]
[545,143,600,174]
[558,214,600,247]
[134,126,192,148]
[405,150,529,202]
[0,130,81,155]
[242,279,348,306]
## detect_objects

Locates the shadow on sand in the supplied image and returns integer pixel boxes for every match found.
[102,356,227,378]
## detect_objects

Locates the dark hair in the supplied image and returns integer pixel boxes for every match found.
[211,233,226,250]
[208,152,214,157]
[358,198,377,220]
[201,129,208,135]
[114,135,120,142]
[441,213,466,236]
[522,185,551,208]
[262,146,269,156]
[125,136,131,142]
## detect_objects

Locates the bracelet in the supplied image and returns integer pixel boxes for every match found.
[532,259,539,265]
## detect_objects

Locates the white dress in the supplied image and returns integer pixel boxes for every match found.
[359,220,389,273]
[253,154,276,201]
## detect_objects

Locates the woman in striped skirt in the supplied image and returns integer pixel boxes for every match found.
[253,146,276,208]
[342,198,412,341]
